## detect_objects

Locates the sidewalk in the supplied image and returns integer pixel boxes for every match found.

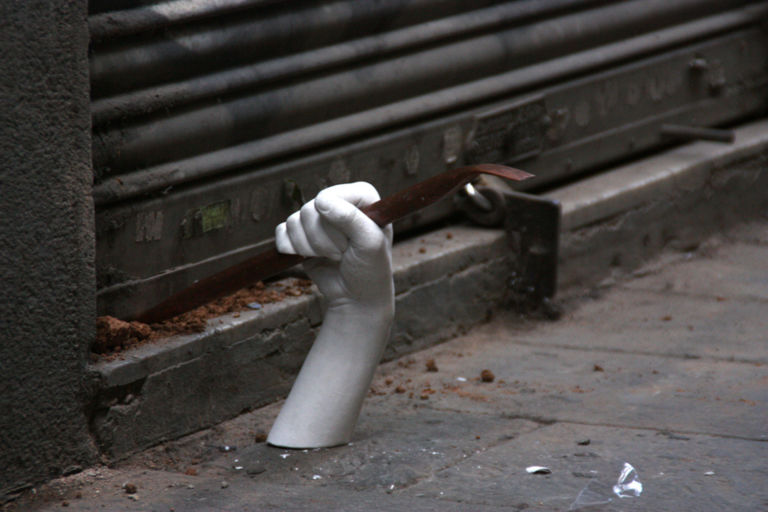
[82,118,768,463]
[14,216,768,510]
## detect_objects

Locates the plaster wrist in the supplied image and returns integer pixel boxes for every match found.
[325,294,395,324]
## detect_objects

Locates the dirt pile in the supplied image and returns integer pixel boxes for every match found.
[94,279,313,358]
[93,316,152,354]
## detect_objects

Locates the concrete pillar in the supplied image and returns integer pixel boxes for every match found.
[0,0,98,497]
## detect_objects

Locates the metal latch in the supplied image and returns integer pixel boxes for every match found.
[457,177,561,316]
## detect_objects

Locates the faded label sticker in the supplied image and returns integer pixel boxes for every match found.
[182,200,231,238]
[200,201,229,233]
[467,95,545,164]
[135,211,163,242]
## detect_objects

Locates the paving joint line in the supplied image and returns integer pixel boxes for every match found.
[398,491,530,510]
[503,337,767,365]
[384,420,551,496]
[724,237,768,248]
[615,285,768,305]
[412,407,768,443]
[543,419,768,443]
[406,404,558,427]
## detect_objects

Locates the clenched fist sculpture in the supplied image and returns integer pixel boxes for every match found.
[267,182,394,449]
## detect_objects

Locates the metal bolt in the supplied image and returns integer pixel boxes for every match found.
[463,183,493,212]
[707,61,726,94]
[660,124,734,143]
[688,58,708,71]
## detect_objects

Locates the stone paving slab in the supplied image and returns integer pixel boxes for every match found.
[19,316,768,511]
[81,120,768,464]
[367,329,768,440]
[16,221,768,511]
[722,217,768,245]
[400,422,768,511]
[228,411,538,492]
[38,474,517,512]
[623,242,768,302]
[511,289,768,363]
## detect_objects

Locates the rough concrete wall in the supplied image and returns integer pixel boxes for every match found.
[0,0,97,498]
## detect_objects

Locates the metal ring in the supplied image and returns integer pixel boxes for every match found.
[463,182,493,212]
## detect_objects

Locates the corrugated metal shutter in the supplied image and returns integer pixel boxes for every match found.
[91,0,768,318]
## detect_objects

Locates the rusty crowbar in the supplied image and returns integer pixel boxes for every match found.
[134,164,533,323]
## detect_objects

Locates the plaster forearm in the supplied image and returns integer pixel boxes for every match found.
[267,182,394,448]
[267,305,393,448]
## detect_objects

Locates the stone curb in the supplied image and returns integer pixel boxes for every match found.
[551,119,768,291]
[88,118,768,459]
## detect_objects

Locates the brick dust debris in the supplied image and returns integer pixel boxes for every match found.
[93,279,313,359]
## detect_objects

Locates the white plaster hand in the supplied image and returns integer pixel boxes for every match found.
[274,181,394,313]
[268,182,395,449]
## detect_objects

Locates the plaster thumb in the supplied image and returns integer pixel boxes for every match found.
[314,193,379,250]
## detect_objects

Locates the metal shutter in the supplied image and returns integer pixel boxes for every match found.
[91,0,768,318]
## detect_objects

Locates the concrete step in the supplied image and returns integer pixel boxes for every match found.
[88,118,768,460]
[21,216,768,510]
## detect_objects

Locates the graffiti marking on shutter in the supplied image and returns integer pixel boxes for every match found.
[135,211,163,242]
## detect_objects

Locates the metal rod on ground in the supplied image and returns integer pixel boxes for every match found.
[661,124,735,143]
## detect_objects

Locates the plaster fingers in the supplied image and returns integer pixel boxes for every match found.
[274,222,297,255]
[267,181,395,449]
[275,202,342,260]
[275,181,391,260]
[299,200,347,261]
[314,182,393,257]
